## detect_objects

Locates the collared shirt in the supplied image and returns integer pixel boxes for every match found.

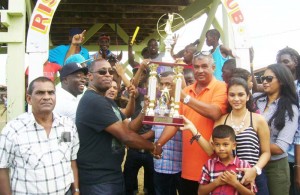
[294,81,300,146]
[0,112,79,195]
[54,87,81,122]
[287,81,300,162]
[199,156,257,195]
[153,125,182,174]
[255,94,298,161]
[180,78,228,181]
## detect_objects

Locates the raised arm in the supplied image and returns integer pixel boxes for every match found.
[132,59,150,87]
[220,45,235,58]
[114,62,131,87]
[120,86,136,118]
[65,30,86,62]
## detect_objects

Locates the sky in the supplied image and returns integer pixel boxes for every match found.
[173,0,300,70]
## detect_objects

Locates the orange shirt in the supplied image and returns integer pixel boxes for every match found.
[180,78,228,181]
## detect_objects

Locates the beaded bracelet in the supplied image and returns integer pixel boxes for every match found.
[190,131,201,144]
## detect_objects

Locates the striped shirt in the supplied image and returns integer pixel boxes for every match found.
[236,127,260,166]
[153,125,182,174]
[0,112,79,195]
[224,113,260,166]
[199,156,257,195]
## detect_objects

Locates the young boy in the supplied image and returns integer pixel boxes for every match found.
[198,125,256,195]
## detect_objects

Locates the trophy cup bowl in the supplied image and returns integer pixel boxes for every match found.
[142,13,186,127]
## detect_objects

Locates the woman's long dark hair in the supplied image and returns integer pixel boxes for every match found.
[227,77,255,113]
[255,63,298,130]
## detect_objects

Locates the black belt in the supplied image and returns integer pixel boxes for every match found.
[129,148,148,153]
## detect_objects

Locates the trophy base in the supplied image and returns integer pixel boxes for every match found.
[143,115,184,127]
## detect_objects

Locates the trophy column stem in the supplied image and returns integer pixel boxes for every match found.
[147,64,158,116]
[173,66,183,117]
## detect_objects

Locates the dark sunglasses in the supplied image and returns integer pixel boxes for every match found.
[91,69,114,75]
[260,75,275,83]
[193,51,211,57]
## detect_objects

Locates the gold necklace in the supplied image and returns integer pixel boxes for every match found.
[230,110,248,133]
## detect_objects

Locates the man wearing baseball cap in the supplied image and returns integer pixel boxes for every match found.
[54,62,88,121]
[92,33,122,64]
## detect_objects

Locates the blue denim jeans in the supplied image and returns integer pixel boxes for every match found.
[123,149,155,195]
[80,182,125,195]
[255,169,269,195]
[153,171,181,195]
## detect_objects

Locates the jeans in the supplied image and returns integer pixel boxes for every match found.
[153,171,181,195]
[123,149,155,195]
[255,169,269,195]
[80,181,125,195]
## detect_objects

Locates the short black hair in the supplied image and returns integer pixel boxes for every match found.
[27,76,53,95]
[232,68,250,82]
[206,29,221,40]
[223,59,236,70]
[159,71,175,78]
[89,58,109,72]
[212,125,236,141]
[147,38,158,46]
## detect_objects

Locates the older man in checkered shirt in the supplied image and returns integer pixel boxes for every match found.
[0,77,80,195]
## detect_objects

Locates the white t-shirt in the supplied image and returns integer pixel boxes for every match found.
[54,87,81,122]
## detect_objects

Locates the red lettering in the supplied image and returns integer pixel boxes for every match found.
[225,0,238,10]
[42,0,57,7]
[231,10,244,24]
[32,14,49,31]
[37,4,51,15]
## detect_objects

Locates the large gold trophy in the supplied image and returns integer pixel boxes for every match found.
[143,13,186,127]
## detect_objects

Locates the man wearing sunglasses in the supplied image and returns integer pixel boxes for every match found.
[154,54,228,195]
[76,59,157,194]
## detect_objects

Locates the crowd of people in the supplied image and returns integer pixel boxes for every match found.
[0,27,300,195]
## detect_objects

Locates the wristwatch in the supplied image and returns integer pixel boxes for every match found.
[254,166,262,175]
[183,95,191,104]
